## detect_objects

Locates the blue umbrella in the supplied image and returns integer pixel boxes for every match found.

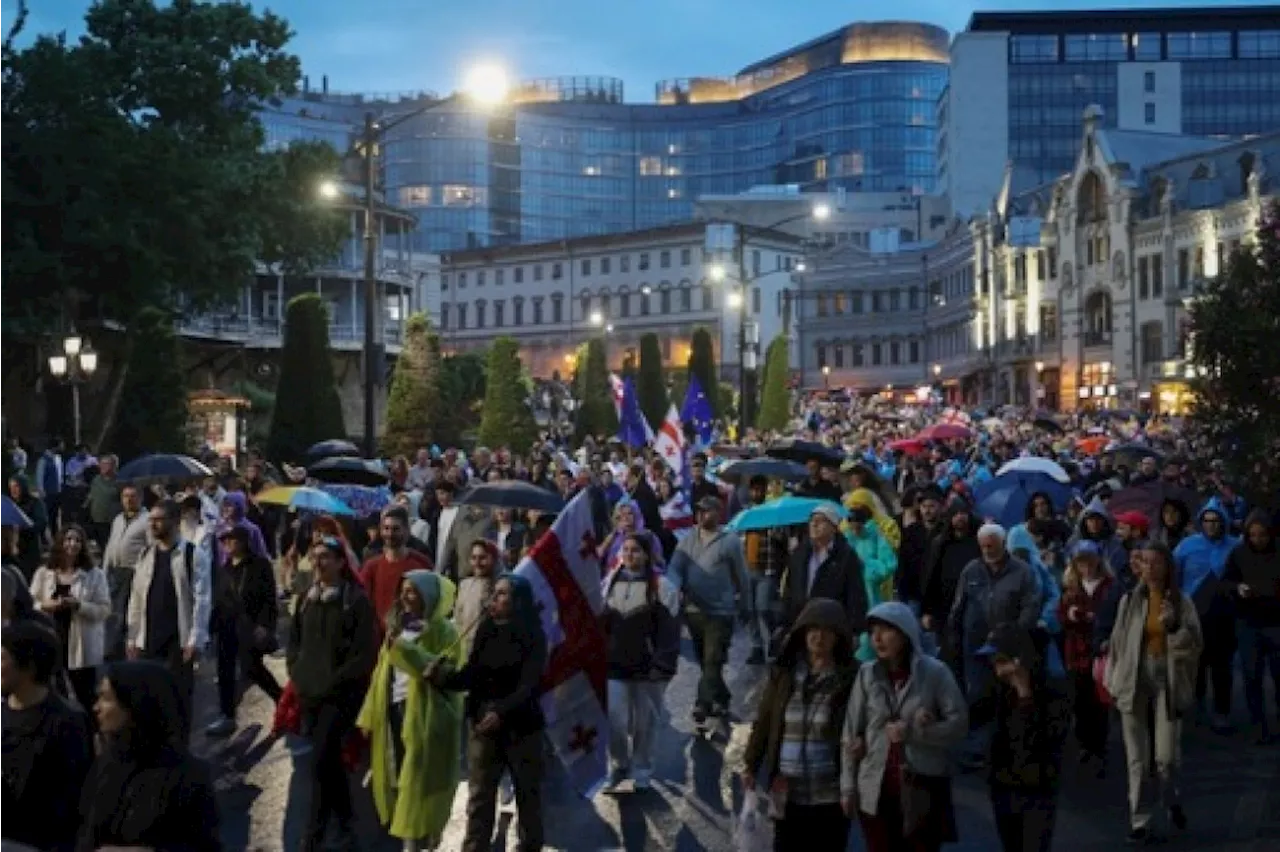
[727,496,847,533]
[256,486,356,517]
[972,471,1074,529]
[1,495,32,528]
[307,439,360,461]
[118,453,213,485]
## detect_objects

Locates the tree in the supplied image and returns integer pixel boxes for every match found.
[266,294,345,463]
[478,337,537,452]
[757,335,792,433]
[109,308,188,463]
[687,327,720,418]
[636,333,668,430]
[574,337,618,441]
[437,349,487,445]
[383,313,444,455]
[2,0,347,334]
[1188,199,1280,504]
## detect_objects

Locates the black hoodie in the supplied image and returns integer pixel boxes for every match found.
[920,503,981,624]
[1223,510,1280,628]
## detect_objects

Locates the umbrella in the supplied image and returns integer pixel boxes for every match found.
[717,458,809,484]
[1032,417,1064,434]
[1107,480,1200,526]
[254,485,355,516]
[317,483,393,517]
[886,439,927,457]
[710,444,754,460]
[457,480,566,514]
[1,495,32,528]
[917,423,971,442]
[765,438,844,467]
[306,440,360,461]
[1103,443,1165,469]
[308,457,390,487]
[118,453,213,486]
[972,472,1074,529]
[997,457,1071,484]
[727,496,847,533]
[1077,436,1110,455]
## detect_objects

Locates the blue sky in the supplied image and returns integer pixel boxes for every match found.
[5,0,1276,102]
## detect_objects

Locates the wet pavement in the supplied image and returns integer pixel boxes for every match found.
[198,628,1280,851]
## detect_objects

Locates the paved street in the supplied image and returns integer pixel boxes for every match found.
[196,629,1280,851]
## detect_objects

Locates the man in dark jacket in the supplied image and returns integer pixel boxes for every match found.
[1224,509,1280,743]
[896,484,946,613]
[782,505,869,638]
[973,623,1070,852]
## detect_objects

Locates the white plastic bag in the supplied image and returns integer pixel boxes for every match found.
[733,789,774,852]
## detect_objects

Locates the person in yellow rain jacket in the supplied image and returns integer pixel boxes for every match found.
[844,488,901,560]
[358,570,464,851]
[842,501,898,662]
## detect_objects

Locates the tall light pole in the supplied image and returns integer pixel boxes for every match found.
[48,332,98,446]
[324,65,509,457]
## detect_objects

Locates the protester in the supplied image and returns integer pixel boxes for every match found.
[1056,540,1115,774]
[1223,509,1280,743]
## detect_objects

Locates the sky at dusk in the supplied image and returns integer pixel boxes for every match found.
[5,0,1277,102]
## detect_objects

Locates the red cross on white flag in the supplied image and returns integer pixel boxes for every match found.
[653,404,684,475]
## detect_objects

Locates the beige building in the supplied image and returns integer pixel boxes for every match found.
[971,106,1277,412]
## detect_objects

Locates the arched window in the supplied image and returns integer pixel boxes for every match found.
[474,299,487,329]
[1077,171,1106,224]
[599,287,613,319]
[659,283,672,314]
[679,283,692,312]
[512,296,525,326]
[1084,290,1113,344]
[617,286,631,318]
[701,284,713,311]
[579,291,592,321]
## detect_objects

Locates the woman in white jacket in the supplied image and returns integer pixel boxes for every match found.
[29,522,111,713]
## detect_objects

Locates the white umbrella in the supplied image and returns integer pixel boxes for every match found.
[997,456,1070,484]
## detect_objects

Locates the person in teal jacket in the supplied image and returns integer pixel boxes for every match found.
[844,505,897,662]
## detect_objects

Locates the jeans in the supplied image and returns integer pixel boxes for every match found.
[142,639,194,741]
[746,571,779,655]
[463,728,544,852]
[685,610,733,712]
[1237,622,1280,729]
[962,651,995,761]
[607,679,663,781]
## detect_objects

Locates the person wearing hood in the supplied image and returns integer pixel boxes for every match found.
[77,660,220,852]
[1067,496,1132,588]
[7,474,48,579]
[216,491,269,563]
[918,502,980,656]
[741,598,859,850]
[358,570,464,851]
[972,623,1071,852]
[1173,497,1240,733]
[1007,525,1066,681]
[841,602,967,852]
[1057,541,1116,775]
[1222,509,1280,743]
[843,504,898,664]
[426,573,547,852]
[896,485,947,615]
[1150,498,1191,550]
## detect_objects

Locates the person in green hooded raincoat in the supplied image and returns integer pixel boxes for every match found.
[357,569,464,851]
[843,504,898,662]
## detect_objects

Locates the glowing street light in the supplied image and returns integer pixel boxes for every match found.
[464,63,510,106]
[640,284,653,295]
[708,264,727,283]
[589,310,604,327]
[318,180,340,200]
[726,290,744,310]
[795,259,807,273]
[812,203,832,221]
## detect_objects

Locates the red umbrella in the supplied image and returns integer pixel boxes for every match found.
[917,423,971,442]
[887,439,927,456]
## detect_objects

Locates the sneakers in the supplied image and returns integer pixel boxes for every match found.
[602,765,629,793]
[632,768,652,791]
[691,706,708,727]
[1125,827,1151,845]
[205,716,236,738]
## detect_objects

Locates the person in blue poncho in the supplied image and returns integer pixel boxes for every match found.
[1007,525,1066,680]
[1174,497,1241,733]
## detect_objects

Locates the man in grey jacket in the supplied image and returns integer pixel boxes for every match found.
[948,523,1042,768]
[666,496,749,727]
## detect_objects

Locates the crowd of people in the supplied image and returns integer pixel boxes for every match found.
[2,396,1278,852]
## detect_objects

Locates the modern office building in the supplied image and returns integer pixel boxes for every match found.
[940,6,1280,217]
[438,223,803,380]
[970,106,1278,412]
[259,21,950,252]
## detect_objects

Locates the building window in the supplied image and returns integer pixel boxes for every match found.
[456,304,468,330]
[458,272,467,289]
[909,340,920,363]
[680,248,691,266]
[1132,32,1161,60]
[641,292,651,315]
[680,287,691,312]
[701,285,713,311]
[580,294,591,318]
[1040,304,1058,341]
[476,271,486,287]
[660,289,671,313]
[513,298,524,326]
[660,250,671,269]
[817,294,829,317]
[1240,29,1280,59]
[833,345,844,369]
[618,292,630,318]
[580,259,591,276]
[1141,322,1164,364]
[889,290,901,312]
[639,156,662,176]
[441,274,450,292]
[872,292,885,313]
[751,250,761,276]
[495,269,505,287]
[1152,254,1164,298]
[1010,34,1059,63]
[816,345,827,369]
[441,185,487,207]
[1166,31,1231,60]
[1138,256,1150,299]
[850,292,863,314]
[513,267,524,284]
[752,287,761,314]
[475,301,486,329]
[533,299,543,325]
[1177,248,1189,288]
[534,265,543,282]
[871,344,882,366]
[397,186,432,207]
[890,342,901,365]
[620,255,629,273]
[1144,71,1156,93]
[852,344,864,367]
[833,292,846,315]
[551,297,563,324]
[440,305,450,330]
[639,253,650,271]
[552,263,562,280]
[493,300,505,327]
[1144,102,1156,125]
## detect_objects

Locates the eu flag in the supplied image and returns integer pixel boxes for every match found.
[680,376,714,449]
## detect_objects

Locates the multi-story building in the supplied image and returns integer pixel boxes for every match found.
[940,6,1280,217]
[439,223,804,380]
[795,219,978,400]
[260,21,950,252]
[971,106,1278,413]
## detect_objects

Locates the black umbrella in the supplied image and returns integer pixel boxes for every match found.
[765,438,845,467]
[1032,417,1064,434]
[307,440,360,461]
[457,480,566,514]
[308,456,390,486]
[118,453,213,486]
[717,458,809,484]
[1107,480,1199,526]
[1103,443,1165,470]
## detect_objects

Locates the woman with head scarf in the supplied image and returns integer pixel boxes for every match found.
[77,660,220,851]
[426,573,547,852]
[358,570,465,852]
[597,499,666,576]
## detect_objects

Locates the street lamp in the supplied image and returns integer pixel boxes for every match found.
[812,203,832,221]
[707,264,727,283]
[48,332,98,446]
[726,290,744,310]
[932,363,941,378]
[317,180,340,200]
[822,364,831,389]
[589,310,604,327]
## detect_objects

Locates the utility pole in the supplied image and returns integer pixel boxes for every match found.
[737,226,750,431]
[362,111,379,458]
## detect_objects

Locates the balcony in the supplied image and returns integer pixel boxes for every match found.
[1083,330,1113,348]
[994,337,1036,360]
[178,314,405,350]
[1038,334,1058,352]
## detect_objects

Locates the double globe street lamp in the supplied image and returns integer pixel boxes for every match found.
[48,332,99,446]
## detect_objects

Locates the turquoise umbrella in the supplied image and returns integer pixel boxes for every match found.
[726,496,848,532]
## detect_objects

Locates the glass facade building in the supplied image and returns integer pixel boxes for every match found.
[969,7,1280,185]
[258,22,949,252]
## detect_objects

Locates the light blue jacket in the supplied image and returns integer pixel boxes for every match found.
[844,523,898,662]
[666,527,749,619]
[1174,497,1239,607]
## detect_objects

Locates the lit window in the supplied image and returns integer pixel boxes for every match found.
[398,186,431,206]
[1144,102,1156,125]
[639,157,662,176]
[441,185,487,207]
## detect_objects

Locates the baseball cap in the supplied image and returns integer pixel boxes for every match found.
[809,504,842,527]
[1070,540,1102,559]
[1113,510,1151,533]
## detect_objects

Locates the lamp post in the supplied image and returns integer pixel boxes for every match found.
[822,364,831,390]
[48,333,99,446]
[321,64,509,457]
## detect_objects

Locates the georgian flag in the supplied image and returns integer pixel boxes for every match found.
[609,373,626,420]
[513,489,609,796]
[653,404,685,475]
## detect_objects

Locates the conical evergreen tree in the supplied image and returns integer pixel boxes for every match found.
[687,327,720,418]
[478,337,538,452]
[383,313,443,455]
[110,308,188,463]
[1189,198,1280,503]
[636,333,668,431]
[756,334,792,433]
[266,293,346,463]
[574,337,618,441]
